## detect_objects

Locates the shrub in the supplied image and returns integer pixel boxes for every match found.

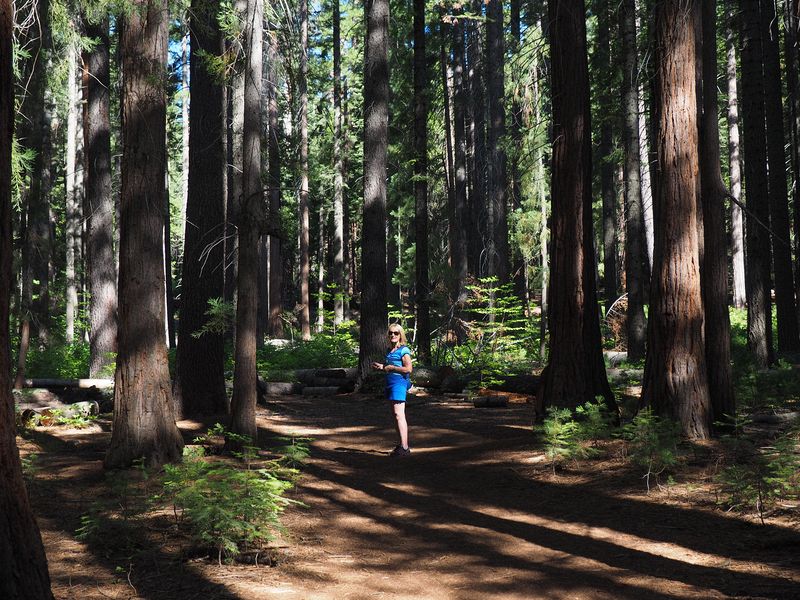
[161,426,299,564]
[716,420,800,523]
[620,409,681,492]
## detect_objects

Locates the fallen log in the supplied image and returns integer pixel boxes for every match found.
[260,382,303,396]
[473,396,508,408]
[22,378,114,389]
[314,368,357,380]
[488,374,541,395]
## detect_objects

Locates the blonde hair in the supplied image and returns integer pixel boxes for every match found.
[388,324,407,346]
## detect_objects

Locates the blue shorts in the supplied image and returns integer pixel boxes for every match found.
[386,374,411,402]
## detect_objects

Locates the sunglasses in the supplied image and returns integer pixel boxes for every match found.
[388,331,401,336]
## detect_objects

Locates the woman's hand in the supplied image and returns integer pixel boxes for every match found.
[371,361,385,371]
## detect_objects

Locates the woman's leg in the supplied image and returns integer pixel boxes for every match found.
[392,401,409,449]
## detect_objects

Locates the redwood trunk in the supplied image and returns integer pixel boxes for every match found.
[333,0,345,326]
[83,17,117,378]
[267,27,284,337]
[698,0,735,421]
[738,0,774,367]
[642,0,711,439]
[358,0,390,381]
[105,0,184,469]
[620,0,647,362]
[761,0,799,352]
[230,0,264,442]
[299,0,311,340]
[0,2,54,593]
[486,0,509,282]
[542,0,614,413]
[452,13,468,303]
[725,19,746,310]
[413,0,431,362]
[175,0,228,416]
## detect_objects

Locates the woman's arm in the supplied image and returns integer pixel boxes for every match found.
[385,353,412,375]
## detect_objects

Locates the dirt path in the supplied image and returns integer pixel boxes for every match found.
[22,392,800,599]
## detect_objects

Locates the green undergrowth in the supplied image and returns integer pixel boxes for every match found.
[75,425,308,565]
[536,401,800,521]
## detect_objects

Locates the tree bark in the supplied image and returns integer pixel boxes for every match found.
[230,0,264,443]
[787,0,800,326]
[298,0,311,340]
[358,0,390,381]
[619,0,647,363]
[105,0,184,469]
[16,0,53,370]
[642,0,711,440]
[266,27,284,337]
[698,0,735,422]
[486,0,509,282]
[452,12,468,303]
[787,0,800,327]
[595,0,618,311]
[65,41,80,343]
[738,0,774,368]
[725,18,746,309]
[761,0,799,352]
[82,17,117,378]
[0,2,54,594]
[542,0,614,413]
[414,0,430,363]
[332,0,345,327]
[174,0,228,417]
[467,0,487,276]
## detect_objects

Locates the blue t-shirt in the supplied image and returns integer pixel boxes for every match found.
[385,345,412,387]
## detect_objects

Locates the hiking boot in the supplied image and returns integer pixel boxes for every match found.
[389,445,411,457]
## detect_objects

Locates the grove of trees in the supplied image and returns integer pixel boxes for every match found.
[4,0,800,594]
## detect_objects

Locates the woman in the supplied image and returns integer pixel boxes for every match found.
[371,324,413,456]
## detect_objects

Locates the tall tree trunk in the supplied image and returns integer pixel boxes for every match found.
[761,0,799,352]
[726,19,746,309]
[266,27,284,337]
[440,15,456,274]
[83,16,117,378]
[414,0,430,363]
[452,12,468,303]
[620,0,647,363]
[486,0,509,282]
[105,0,184,468]
[787,0,800,324]
[16,0,53,366]
[785,0,800,328]
[509,0,525,297]
[181,32,189,219]
[317,204,325,333]
[1,2,54,593]
[698,0,735,422]
[332,0,345,327]
[230,0,264,442]
[642,0,710,440]
[65,40,80,343]
[164,168,176,349]
[596,0,618,311]
[358,0,390,381]
[637,5,655,272]
[467,0,487,276]
[175,0,228,417]
[542,0,615,413]
[739,0,774,368]
[298,0,311,340]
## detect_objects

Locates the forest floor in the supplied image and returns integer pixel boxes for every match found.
[18,390,800,600]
